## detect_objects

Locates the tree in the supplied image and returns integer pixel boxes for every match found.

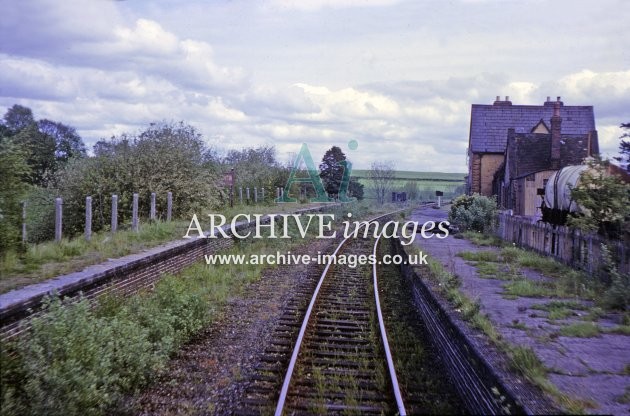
[567,157,630,240]
[222,145,287,199]
[13,124,56,186]
[319,146,347,198]
[1,106,87,186]
[368,161,396,204]
[0,136,31,252]
[614,122,630,172]
[56,121,224,235]
[38,119,87,164]
[3,104,35,132]
[348,177,364,200]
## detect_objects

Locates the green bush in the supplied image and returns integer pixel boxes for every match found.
[0,274,209,416]
[600,245,630,311]
[448,193,497,233]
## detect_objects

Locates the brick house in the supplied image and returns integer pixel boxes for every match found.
[467,96,598,215]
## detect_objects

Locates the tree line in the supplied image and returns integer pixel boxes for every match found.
[0,105,371,253]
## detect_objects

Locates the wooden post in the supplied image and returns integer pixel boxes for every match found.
[55,197,62,242]
[150,192,156,221]
[85,196,92,241]
[254,187,258,204]
[262,187,265,202]
[167,192,172,221]
[21,201,27,244]
[132,193,139,232]
[239,187,243,204]
[246,187,250,203]
[111,194,118,232]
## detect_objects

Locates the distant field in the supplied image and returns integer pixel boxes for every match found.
[352,170,466,182]
[351,170,466,200]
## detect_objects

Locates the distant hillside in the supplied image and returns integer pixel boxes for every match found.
[351,170,466,182]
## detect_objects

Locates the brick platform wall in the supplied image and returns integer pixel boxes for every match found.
[392,238,556,415]
[0,206,336,341]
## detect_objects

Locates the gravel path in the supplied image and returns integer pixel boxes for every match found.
[410,205,630,415]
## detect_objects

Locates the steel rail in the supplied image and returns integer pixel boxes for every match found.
[372,233,407,415]
[273,209,404,416]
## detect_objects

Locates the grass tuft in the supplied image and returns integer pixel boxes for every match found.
[458,250,500,262]
[558,322,601,338]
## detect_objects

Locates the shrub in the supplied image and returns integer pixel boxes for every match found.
[599,244,630,311]
[448,193,497,233]
[9,297,160,416]
[1,274,209,415]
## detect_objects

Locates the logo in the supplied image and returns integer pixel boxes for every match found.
[276,143,355,203]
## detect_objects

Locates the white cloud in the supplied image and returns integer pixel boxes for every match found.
[1,1,627,174]
[268,0,401,11]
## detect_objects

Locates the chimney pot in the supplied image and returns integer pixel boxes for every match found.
[547,96,550,102]
[505,96,509,101]
[496,96,500,101]
[557,96,561,102]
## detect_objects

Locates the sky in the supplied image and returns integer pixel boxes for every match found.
[0,0,628,172]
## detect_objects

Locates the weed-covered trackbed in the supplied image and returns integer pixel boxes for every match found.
[237,211,409,415]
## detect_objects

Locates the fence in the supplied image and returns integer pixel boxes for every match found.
[22,186,281,244]
[496,213,630,275]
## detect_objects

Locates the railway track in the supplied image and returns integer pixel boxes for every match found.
[237,211,409,415]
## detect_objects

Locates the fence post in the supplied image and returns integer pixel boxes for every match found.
[254,187,257,204]
[276,187,280,200]
[150,192,156,221]
[246,187,250,203]
[239,187,243,204]
[132,193,139,232]
[21,201,27,244]
[85,196,92,241]
[167,192,172,221]
[262,187,265,202]
[55,197,62,242]
[111,194,118,233]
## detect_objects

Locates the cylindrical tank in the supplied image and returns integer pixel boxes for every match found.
[544,165,589,213]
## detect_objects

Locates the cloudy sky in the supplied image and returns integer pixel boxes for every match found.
[1,0,628,172]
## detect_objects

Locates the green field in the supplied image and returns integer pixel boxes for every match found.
[352,170,466,201]
[352,170,466,182]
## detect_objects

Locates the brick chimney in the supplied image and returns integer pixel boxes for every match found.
[550,99,562,168]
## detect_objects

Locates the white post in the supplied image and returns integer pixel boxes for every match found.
[246,187,250,203]
[111,194,118,232]
[55,197,62,242]
[21,201,27,243]
[150,192,156,221]
[167,192,172,221]
[239,187,243,204]
[85,196,92,241]
[262,187,265,202]
[132,193,139,232]
[254,187,258,204]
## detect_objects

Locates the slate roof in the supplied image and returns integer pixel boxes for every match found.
[469,102,595,153]
[505,132,592,180]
